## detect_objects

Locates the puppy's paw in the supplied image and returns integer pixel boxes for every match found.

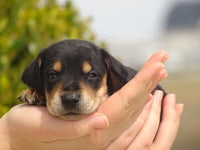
[18,88,45,105]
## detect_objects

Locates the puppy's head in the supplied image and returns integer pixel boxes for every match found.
[22,39,130,120]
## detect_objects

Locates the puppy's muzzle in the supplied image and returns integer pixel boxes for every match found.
[61,93,80,110]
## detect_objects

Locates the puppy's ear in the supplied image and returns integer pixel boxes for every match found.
[21,51,45,95]
[101,49,137,95]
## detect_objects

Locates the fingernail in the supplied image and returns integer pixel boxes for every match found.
[160,69,168,79]
[159,50,169,62]
[154,90,163,104]
[177,104,184,117]
[91,114,109,129]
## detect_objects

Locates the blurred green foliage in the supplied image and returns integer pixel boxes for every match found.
[0,0,102,117]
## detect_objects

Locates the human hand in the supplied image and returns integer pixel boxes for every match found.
[0,51,176,150]
[106,90,184,150]
[91,51,170,148]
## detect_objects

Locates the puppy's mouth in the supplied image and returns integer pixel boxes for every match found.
[64,112,81,116]
[59,111,85,120]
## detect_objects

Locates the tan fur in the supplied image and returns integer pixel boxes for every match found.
[53,61,62,73]
[82,61,92,74]
[79,73,108,114]
[45,82,63,116]
[44,73,108,120]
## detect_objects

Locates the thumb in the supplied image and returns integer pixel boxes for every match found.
[10,105,109,142]
[41,113,109,141]
[62,113,109,139]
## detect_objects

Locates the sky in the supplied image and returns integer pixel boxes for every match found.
[72,0,173,42]
[58,0,200,72]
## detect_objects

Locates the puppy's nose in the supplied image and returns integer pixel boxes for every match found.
[61,94,80,109]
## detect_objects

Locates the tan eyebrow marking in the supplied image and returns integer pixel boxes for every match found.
[82,61,92,74]
[53,61,62,73]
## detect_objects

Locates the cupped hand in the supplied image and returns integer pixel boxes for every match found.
[0,51,180,150]
[106,91,183,150]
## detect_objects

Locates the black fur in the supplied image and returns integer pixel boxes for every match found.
[20,39,165,118]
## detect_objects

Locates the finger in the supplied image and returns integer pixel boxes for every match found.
[106,98,153,150]
[119,50,168,106]
[151,94,184,150]
[143,51,169,67]
[115,63,166,111]
[127,91,163,150]
[136,50,168,94]
[151,68,168,91]
[131,63,167,96]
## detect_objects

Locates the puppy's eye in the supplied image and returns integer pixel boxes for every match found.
[87,70,98,79]
[48,72,57,80]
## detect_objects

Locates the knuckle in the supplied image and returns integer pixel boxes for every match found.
[115,90,132,110]
[141,139,152,148]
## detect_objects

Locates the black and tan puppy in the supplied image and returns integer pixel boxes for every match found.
[18,39,165,120]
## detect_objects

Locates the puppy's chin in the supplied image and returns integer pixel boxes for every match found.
[57,113,87,120]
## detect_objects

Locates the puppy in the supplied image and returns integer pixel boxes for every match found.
[18,39,165,120]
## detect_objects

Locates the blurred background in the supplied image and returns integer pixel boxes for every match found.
[0,0,199,149]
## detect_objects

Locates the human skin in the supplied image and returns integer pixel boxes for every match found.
[0,51,184,150]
